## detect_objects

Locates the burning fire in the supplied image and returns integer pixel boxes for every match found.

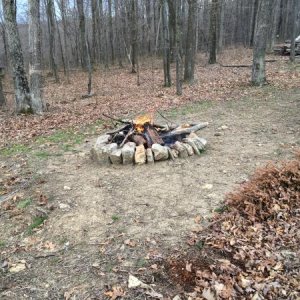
[134,114,153,133]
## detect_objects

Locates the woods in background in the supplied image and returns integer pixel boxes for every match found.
[0,0,299,113]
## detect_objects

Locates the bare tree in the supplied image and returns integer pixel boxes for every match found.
[46,0,59,82]
[108,0,115,64]
[2,0,32,113]
[29,0,45,113]
[130,0,138,73]
[162,0,171,87]
[289,0,297,62]
[184,0,197,82]
[209,0,218,64]
[0,67,5,107]
[76,0,88,70]
[251,0,273,86]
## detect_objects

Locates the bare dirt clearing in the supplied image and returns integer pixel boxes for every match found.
[1,84,299,299]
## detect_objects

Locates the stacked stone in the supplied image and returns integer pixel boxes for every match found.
[90,133,207,166]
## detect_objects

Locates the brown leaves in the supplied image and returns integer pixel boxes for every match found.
[1,51,298,148]
[164,156,300,299]
[104,286,125,300]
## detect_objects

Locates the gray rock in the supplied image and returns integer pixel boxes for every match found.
[91,142,118,164]
[198,137,207,147]
[152,144,169,161]
[135,145,146,165]
[183,143,194,156]
[146,148,154,164]
[95,134,111,146]
[183,138,201,155]
[166,146,175,160]
[173,141,188,158]
[109,148,123,164]
[122,142,136,165]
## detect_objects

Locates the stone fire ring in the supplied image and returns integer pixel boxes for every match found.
[90,126,208,166]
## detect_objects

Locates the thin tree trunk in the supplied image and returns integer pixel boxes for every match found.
[162,0,171,87]
[46,0,59,82]
[289,0,297,62]
[2,0,32,113]
[218,0,225,51]
[108,0,115,64]
[130,0,138,73]
[209,0,218,64]
[86,39,92,95]
[115,0,123,67]
[250,0,259,47]
[0,72,5,107]
[184,0,197,82]
[175,0,183,95]
[267,0,281,52]
[91,0,99,65]
[55,16,66,76]
[76,0,88,70]
[60,0,70,83]
[251,0,273,86]
[29,0,45,113]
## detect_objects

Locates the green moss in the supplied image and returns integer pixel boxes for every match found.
[27,216,48,234]
[17,198,32,209]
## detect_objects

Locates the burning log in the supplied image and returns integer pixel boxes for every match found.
[144,124,164,147]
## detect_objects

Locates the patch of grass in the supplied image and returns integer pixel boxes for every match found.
[136,258,147,268]
[17,198,32,209]
[214,205,229,214]
[0,144,31,156]
[111,215,120,222]
[167,100,213,118]
[34,150,63,158]
[0,240,6,248]
[195,240,205,250]
[27,216,48,234]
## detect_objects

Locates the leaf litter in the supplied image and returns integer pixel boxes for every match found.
[1,50,299,148]
[164,152,300,299]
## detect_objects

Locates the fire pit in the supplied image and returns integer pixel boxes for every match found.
[91,114,208,165]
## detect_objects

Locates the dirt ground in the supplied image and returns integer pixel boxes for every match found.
[1,86,300,298]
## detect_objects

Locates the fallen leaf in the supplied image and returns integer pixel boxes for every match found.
[104,286,125,299]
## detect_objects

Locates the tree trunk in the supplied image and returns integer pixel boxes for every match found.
[267,0,281,52]
[114,0,123,67]
[108,0,115,64]
[0,73,6,107]
[76,0,88,70]
[59,0,70,83]
[130,0,138,73]
[162,0,171,87]
[184,0,197,82]
[251,0,273,86]
[209,0,218,64]
[250,0,259,47]
[2,0,32,113]
[218,0,225,51]
[91,0,99,65]
[175,0,183,95]
[289,0,297,62]
[46,0,59,82]
[29,0,45,113]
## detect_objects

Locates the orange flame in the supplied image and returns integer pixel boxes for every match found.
[134,114,153,133]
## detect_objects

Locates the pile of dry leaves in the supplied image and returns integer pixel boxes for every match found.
[166,154,300,299]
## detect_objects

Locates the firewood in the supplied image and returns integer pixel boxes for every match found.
[130,134,147,145]
[145,124,164,146]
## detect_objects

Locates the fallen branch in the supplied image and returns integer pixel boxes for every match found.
[219,59,277,68]
[102,113,130,124]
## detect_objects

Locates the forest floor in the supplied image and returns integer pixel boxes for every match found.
[0,50,300,299]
